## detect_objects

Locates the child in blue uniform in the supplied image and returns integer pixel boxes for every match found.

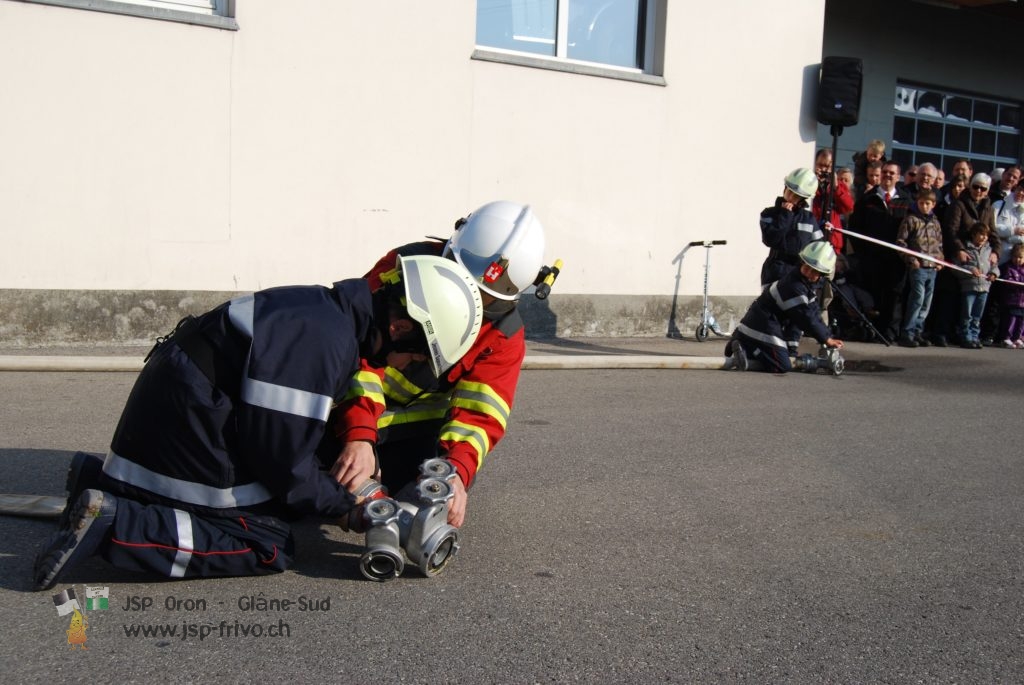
[727,241,844,373]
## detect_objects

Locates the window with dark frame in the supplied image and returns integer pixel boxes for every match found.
[475,0,656,73]
[892,82,1021,175]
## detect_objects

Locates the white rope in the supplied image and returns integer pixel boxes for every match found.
[833,226,1024,287]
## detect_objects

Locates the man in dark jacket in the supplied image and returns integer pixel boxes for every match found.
[34,256,483,590]
[989,165,1021,203]
[849,160,913,341]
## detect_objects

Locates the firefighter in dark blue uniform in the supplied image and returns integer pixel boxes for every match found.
[34,255,483,590]
[760,168,827,355]
[727,241,844,373]
[759,168,825,286]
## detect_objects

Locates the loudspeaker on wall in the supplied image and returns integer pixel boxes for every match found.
[817,56,863,127]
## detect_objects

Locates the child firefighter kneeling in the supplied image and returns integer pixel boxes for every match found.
[726,241,844,373]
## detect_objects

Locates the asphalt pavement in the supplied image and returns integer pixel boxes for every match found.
[1,337,1022,682]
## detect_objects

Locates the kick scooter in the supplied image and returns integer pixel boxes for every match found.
[690,240,728,342]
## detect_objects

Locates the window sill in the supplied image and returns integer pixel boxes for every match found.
[471,48,665,87]
[10,0,239,30]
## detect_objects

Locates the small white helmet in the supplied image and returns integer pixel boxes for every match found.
[399,255,484,377]
[799,241,837,276]
[784,168,819,199]
[445,201,546,301]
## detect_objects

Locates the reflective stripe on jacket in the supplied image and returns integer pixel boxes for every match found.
[106,279,373,518]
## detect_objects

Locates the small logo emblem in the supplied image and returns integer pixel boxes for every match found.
[53,588,81,617]
[53,588,90,650]
[85,586,110,611]
[483,259,508,284]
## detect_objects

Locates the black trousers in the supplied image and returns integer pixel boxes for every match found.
[102,498,293,578]
[860,247,906,341]
[980,280,1005,340]
[99,342,294,579]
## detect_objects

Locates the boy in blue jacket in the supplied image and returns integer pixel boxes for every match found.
[727,242,844,373]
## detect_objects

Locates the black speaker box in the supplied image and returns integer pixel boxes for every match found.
[817,57,863,127]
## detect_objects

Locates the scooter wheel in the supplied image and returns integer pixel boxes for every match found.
[695,324,709,342]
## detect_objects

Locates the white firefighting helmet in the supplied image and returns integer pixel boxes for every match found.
[799,241,837,276]
[784,168,819,199]
[444,201,546,301]
[398,255,484,377]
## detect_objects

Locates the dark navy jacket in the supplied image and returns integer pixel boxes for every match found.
[104,279,374,518]
[759,197,825,286]
[735,267,831,352]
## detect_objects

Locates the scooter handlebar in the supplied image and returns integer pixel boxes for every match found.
[687,240,728,247]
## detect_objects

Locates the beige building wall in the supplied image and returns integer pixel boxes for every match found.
[0,1,825,305]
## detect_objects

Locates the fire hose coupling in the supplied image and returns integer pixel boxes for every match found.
[401,478,461,578]
[337,478,389,534]
[358,462,461,581]
[352,478,387,500]
[793,345,845,376]
[418,457,457,482]
[359,497,405,582]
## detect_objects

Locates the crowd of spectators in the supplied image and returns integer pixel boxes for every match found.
[823,139,1024,349]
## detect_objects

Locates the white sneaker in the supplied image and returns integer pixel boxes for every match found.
[1002,339,1016,348]
[1015,339,1024,349]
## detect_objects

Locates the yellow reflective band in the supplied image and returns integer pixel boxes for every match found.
[343,371,385,406]
[379,267,401,286]
[439,420,490,468]
[451,381,510,429]
[376,399,449,429]
[382,367,424,404]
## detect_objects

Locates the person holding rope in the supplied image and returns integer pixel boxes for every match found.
[943,172,1000,345]
[955,224,1000,349]
[997,244,1024,348]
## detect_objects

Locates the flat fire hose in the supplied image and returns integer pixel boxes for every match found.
[0,494,65,519]
[0,355,733,372]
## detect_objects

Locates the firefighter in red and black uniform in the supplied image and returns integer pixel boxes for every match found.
[326,201,547,528]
